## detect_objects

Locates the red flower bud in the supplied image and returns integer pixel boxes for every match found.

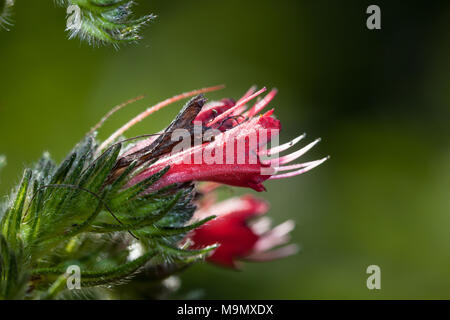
[188,195,297,268]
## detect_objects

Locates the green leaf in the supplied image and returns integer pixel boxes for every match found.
[1,169,32,246]
[90,192,181,233]
[84,143,121,193]
[77,143,118,189]
[156,242,218,263]
[147,216,216,237]
[32,249,157,287]
[110,165,170,208]
[107,159,138,196]
[47,152,77,193]
[36,186,112,249]
[0,235,28,299]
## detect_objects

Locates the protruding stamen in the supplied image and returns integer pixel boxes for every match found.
[263,109,275,117]
[231,105,248,117]
[275,138,322,165]
[246,89,278,118]
[100,85,225,150]
[267,133,306,156]
[207,87,267,127]
[250,217,273,235]
[274,158,328,172]
[245,244,300,262]
[236,85,257,105]
[253,220,295,252]
[89,95,146,135]
[269,156,329,180]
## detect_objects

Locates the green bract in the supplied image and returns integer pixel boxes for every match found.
[0,134,215,300]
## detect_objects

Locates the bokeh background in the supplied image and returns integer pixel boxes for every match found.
[1,0,450,299]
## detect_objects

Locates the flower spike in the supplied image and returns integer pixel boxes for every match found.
[128,87,326,193]
[0,85,326,299]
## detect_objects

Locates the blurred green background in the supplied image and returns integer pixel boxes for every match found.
[1,0,450,299]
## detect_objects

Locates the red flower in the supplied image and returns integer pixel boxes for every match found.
[96,86,328,270]
[194,98,236,129]
[128,87,328,192]
[188,195,298,268]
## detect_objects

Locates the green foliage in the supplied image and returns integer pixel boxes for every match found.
[0,1,154,46]
[0,134,215,299]
[58,0,155,47]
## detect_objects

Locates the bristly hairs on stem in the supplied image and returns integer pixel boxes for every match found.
[56,0,156,47]
[1,1,155,47]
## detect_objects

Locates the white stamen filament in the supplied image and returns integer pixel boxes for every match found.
[274,158,328,172]
[274,138,322,165]
[269,156,329,180]
[267,133,306,156]
[250,217,273,235]
[245,244,300,262]
[253,220,295,252]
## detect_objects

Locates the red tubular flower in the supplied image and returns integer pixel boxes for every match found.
[129,114,280,191]
[94,86,328,272]
[128,87,328,192]
[188,195,298,268]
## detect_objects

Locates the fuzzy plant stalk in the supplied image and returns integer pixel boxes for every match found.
[0,0,154,46]
[0,85,327,300]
